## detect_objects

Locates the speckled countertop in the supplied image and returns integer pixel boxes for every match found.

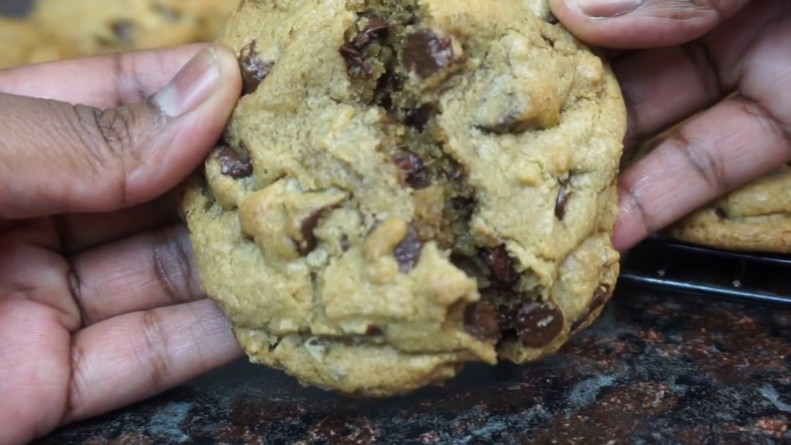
[34,284,791,444]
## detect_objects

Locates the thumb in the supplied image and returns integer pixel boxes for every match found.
[0,45,241,219]
[550,0,751,48]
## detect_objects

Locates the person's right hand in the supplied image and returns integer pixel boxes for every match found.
[550,0,790,251]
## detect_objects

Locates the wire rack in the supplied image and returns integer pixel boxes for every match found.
[619,236,791,307]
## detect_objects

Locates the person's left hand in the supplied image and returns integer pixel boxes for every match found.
[0,44,244,444]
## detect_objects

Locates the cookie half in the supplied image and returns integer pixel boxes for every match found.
[184,0,626,396]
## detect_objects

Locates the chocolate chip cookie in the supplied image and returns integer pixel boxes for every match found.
[30,0,240,55]
[0,17,76,69]
[183,0,626,396]
[667,164,791,253]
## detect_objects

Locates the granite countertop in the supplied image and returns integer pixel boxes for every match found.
[35,283,791,445]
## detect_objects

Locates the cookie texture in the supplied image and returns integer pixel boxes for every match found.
[0,17,76,69]
[29,0,240,55]
[183,0,626,396]
[667,165,791,253]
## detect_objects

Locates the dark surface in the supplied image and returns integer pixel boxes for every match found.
[34,284,791,445]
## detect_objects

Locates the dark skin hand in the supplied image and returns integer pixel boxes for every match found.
[1,0,789,442]
[549,0,791,251]
[0,45,243,444]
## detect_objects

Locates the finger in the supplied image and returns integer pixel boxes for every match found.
[56,192,180,254]
[0,44,242,219]
[0,43,208,108]
[612,0,787,144]
[549,0,750,48]
[613,94,791,251]
[70,224,203,325]
[63,299,242,424]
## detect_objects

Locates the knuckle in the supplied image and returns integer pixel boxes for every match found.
[736,95,791,150]
[65,343,89,424]
[151,226,200,305]
[617,180,654,233]
[67,104,128,170]
[668,128,729,193]
[93,106,139,152]
[140,310,172,388]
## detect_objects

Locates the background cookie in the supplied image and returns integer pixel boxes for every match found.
[0,17,76,69]
[29,0,240,56]
[666,165,791,253]
[184,0,626,396]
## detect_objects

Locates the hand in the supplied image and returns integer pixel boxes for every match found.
[0,45,244,444]
[551,0,791,251]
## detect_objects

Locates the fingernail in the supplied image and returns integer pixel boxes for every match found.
[153,47,219,118]
[577,0,644,17]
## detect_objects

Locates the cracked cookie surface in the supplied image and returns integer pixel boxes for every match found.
[183,0,626,396]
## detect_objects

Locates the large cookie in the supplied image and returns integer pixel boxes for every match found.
[30,0,240,55]
[183,0,626,396]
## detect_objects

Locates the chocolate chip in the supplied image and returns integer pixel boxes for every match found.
[485,246,519,288]
[405,12,420,26]
[437,159,466,184]
[515,301,564,348]
[295,202,344,256]
[340,14,390,78]
[351,15,389,48]
[152,4,181,22]
[296,210,324,256]
[555,180,570,221]
[340,44,370,77]
[403,29,457,78]
[111,20,136,44]
[394,149,428,189]
[365,325,384,336]
[373,71,405,110]
[239,41,274,95]
[215,144,253,179]
[478,113,540,135]
[464,301,501,343]
[715,207,728,220]
[571,285,610,331]
[404,104,437,131]
[393,225,423,272]
[544,13,559,24]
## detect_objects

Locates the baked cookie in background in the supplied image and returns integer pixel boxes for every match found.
[0,17,77,69]
[183,0,626,396]
[666,165,791,254]
[29,0,240,55]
